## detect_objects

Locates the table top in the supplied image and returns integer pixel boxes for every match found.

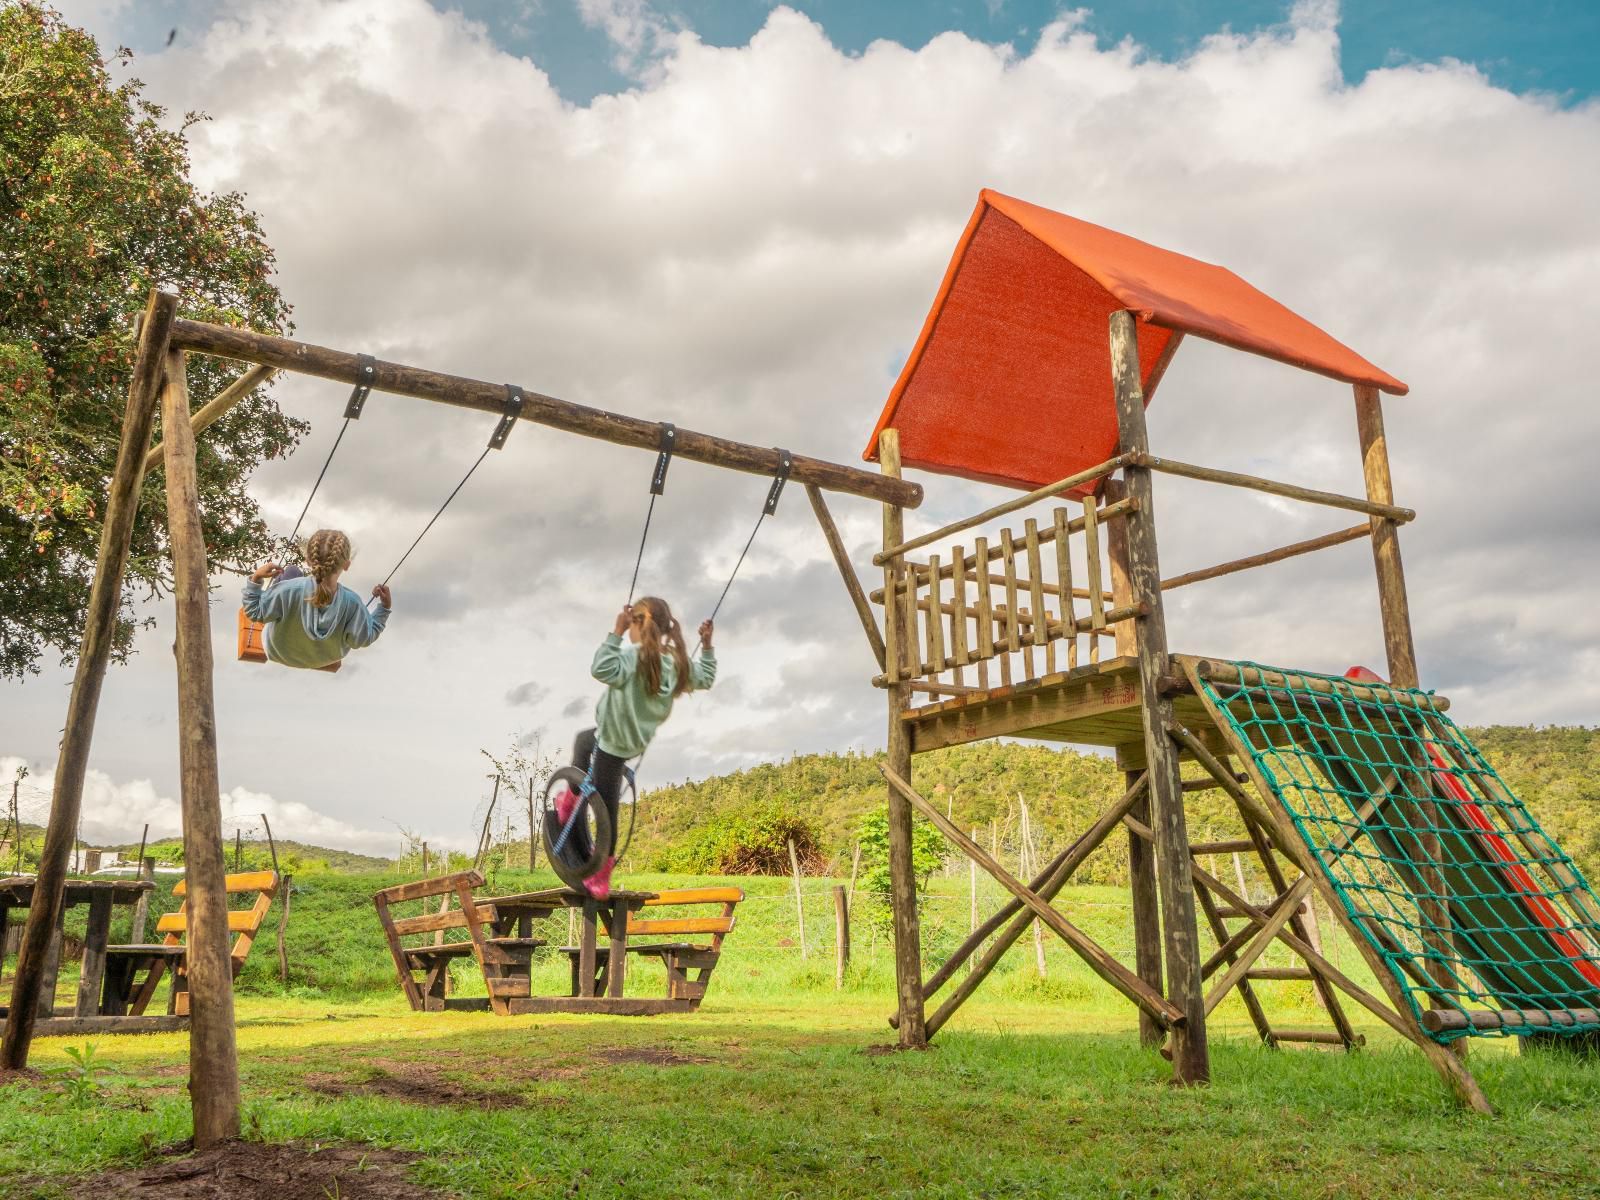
[0,876,155,904]
[483,887,658,910]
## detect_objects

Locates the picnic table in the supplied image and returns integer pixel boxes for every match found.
[0,875,184,1036]
[479,887,664,1015]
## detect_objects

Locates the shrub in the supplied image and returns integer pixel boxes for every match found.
[654,802,825,875]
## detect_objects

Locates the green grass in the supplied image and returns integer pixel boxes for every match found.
[7,870,1600,1197]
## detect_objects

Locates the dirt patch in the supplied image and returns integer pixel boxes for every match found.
[306,1063,526,1109]
[0,1066,47,1088]
[40,1140,438,1199]
[859,1042,926,1057]
[595,1045,712,1067]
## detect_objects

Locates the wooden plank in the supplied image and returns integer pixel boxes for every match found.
[168,318,922,509]
[805,484,886,670]
[881,763,1183,1029]
[390,904,500,936]
[30,1014,189,1038]
[374,871,486,905]
[1053,508,1078,670]
[1133,452,1414,523]
[907,665,1143,755]
[949,542,971,684]
[926,553,944,682]
[173,870,277,897]
[606,900,628,999]
[875,453,1130,562]
[1001,529,1022,682]
[1082,494,1105,669]
[142,363,277,474]
[1203,875,1316,1015]
[2,291,176,1071]
[879,430,926,1047]
[642,887,745,907]
[1160,524,1369,592]
[156,910,262,935]
[162,348,240,1147]
[373,893,423,1012]
[1025,519,1048,679]
[626,917,734,936]
[1102,479,1139,660]
[1109,309,1209,1086]
[973,536,994,659]
[1126,765,1164,1049]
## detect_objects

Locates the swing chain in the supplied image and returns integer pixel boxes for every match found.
[489,384,524,450]
[344,354,377,419]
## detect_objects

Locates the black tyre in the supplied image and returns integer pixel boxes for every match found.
[542,766,613,891]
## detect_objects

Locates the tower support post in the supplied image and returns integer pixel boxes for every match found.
[1108,310,1209,1084]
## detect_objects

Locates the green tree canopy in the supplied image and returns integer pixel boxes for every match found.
[1,2,303,677]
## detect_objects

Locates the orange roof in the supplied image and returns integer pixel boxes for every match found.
[865,189,1407,493]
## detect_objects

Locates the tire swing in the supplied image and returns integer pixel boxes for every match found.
[540,426,791,891]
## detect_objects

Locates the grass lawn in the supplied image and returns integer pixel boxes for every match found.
[5,988,1600,1199]
[6,870,1600,1197]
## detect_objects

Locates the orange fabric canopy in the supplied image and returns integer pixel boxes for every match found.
[865,189,1406,493]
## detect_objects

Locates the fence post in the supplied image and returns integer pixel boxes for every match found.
[788,838,808,960]
[129,856,155,943]
[277,873,293,985]
[833,885,849,989]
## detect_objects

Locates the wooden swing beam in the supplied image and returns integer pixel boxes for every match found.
[165,318,922,509]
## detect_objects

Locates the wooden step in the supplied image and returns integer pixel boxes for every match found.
[1246,968,1314,982]
[1272,1028,1347,1045]
[1188,839,1257,855]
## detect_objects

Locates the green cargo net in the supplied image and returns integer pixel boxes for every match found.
[1197,660,1600,1043]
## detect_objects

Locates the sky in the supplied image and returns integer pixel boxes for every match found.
[3,0,1597,859]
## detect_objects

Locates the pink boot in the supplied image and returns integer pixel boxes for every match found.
[553,785,577,826]
[584,856,616,901]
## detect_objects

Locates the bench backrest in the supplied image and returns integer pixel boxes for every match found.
[373,870,496,944]
[627,886,744,951]
[158,869,280,969]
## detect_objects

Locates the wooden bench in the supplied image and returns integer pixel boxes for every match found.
[561,886,743,1007]
[373,871,548,1015]
[102,870,279,1017]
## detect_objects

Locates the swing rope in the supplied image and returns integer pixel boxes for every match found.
[287,355,377,548]
[707,449,791,622]
[626,424,676,606]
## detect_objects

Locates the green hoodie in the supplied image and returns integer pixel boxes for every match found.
[591,633,716,758]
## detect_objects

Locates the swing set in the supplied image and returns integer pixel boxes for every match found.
[1,289,917,1147]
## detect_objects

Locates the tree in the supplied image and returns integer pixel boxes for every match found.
[0,2,303,678]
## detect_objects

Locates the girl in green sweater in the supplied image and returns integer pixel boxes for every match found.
[557,596,716,898]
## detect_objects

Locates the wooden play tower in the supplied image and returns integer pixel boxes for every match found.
[849,190,1600,1112]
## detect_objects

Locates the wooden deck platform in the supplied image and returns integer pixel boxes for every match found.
[903,655,1230,767]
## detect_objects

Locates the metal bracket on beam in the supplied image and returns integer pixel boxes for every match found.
[489,385,524,449]
[344,354,377,419]
[650,423,675,495]
[764,449,792,515]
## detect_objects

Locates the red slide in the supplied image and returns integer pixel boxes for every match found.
[1345,666,1600,988]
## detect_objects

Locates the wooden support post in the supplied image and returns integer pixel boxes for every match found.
[1353,385,1419,689]
[277,874,293,985]
[1124,765,1164,1047]
[1109,309,1209,1086]
[878,430,925,1047]
[162,347,241,1146]
[75,891,114,1017]
[129,856,155,944]
[2,291,177,1070]
[834,885,850,989]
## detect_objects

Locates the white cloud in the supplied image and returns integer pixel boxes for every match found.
[10,0,1598,845]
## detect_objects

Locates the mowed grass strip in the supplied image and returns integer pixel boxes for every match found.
[5,991,1600,1200]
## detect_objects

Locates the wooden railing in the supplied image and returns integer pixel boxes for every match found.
[872,487,1141,698]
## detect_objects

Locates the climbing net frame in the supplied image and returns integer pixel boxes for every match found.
[1195,660,1600,1043]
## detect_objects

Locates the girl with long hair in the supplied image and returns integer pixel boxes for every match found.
[556,595,715,897]
[242,529,391,671]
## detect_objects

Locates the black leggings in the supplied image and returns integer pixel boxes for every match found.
[570,728,626,858]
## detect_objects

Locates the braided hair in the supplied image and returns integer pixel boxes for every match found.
[303,529,352,608]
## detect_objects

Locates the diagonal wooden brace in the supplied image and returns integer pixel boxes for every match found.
[879,763,1185,1029]
[1203,875,1315,1016]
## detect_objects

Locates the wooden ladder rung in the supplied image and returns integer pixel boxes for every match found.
[1189,839,1257,855]
[1246,968,1315,982]
[1272,1028,1346,1045]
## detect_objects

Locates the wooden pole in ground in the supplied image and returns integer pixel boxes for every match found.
[129,855,155,944]
[2,291,176,1070]
[788,838,808,960]
[1109,309,1210,1086]
[878,429,925,1046]
[162,346,241,1146]
[527,778,537,870]
[834,885,850,989]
